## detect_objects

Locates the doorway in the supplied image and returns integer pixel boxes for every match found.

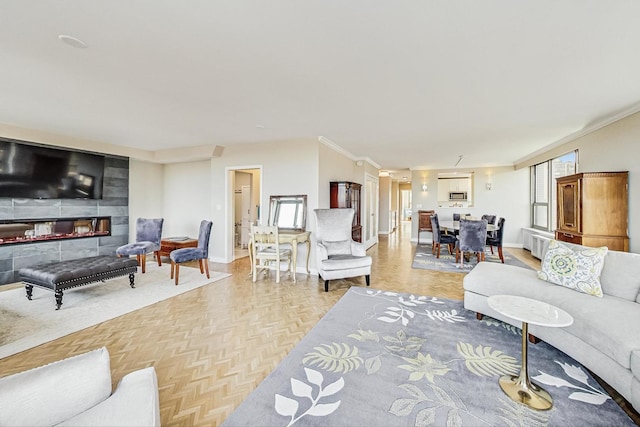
[231,168,261,260]
[364,174,379,248]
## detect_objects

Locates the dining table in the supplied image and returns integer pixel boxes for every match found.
[439,220,499,233]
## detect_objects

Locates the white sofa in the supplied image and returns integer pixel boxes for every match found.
[0,347,160,426]
[463,241,640,412]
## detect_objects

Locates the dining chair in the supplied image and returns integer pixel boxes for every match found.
[486,217,506,263]
[455,219,488,267]
[482,214,497,239]
[430,214,457,258]
[170,220,212,285]
[116,218,164,273]
[250,224,291,284]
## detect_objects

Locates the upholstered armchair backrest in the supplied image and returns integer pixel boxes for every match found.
[314,208,354,243]
[135,218,164,244]
[198,220,213,258]
[458,219,487,252]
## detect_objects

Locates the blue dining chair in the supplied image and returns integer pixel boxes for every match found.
[430,214,457,258]
[170,220,213,285]
[455,219,488,267]
[116,218,164,273]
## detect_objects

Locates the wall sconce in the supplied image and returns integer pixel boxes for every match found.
[421,184,428,192]
[486,182,492,191]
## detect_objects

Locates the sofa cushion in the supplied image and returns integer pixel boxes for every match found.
[0,347,112,427]
[537,240,607,297]
[599,249,640,302]
[632,350,640,380]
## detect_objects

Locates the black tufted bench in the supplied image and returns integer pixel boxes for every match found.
[19,255,139,310]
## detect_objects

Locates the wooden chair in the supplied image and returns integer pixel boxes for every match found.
[251,225,291,284]
[417,210,435,245]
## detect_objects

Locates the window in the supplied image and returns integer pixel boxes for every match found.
[530,151,577,231]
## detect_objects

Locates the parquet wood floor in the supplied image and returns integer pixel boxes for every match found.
[0,223,550,426]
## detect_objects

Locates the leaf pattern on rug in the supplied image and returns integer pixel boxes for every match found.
[347,329,380,342]
[497,396,550,427]
[398,352,451,382]
[457,342,520,377]
[382,329,425,353]
[240,289,634,427]
[302,343,363,373]
[480,317,521,335]
[532,361,611,405]
[275,367,343,427]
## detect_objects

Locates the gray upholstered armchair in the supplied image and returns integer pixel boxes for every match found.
[313,208,371,292]
[116,218,164,273]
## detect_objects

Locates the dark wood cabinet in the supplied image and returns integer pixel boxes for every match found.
[330,181,362,242]
[555,172,629,251]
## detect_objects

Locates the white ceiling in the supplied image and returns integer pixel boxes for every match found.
[1,1,640,172]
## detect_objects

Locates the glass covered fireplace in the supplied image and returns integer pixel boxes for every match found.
[0,216,111,245]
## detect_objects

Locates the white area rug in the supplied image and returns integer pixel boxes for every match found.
[0,263,230,359]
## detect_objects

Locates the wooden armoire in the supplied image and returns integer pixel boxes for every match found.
[555,171,629,251]
[330,181,362,242]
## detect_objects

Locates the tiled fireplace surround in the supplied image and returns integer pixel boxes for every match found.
[0,157,129,285]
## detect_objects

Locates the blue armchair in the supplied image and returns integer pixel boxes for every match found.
[170,220,213,285]
[116,218,164,273]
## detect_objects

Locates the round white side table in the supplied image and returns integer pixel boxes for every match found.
[487,294,574,410]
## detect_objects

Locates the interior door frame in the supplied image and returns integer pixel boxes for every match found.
[225,165,262,262]
[364,173,379,248]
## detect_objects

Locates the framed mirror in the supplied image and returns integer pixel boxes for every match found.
[268,195,307,231]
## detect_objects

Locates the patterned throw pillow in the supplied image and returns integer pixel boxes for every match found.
[537,240,608,297]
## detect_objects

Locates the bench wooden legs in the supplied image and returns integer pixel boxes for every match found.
[55,290,63,310]
[25,284,64,309]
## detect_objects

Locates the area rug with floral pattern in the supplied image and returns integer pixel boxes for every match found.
[412,243,533,273]
[223,287,634,426]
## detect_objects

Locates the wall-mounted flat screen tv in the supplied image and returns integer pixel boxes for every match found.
[0,138,105,199]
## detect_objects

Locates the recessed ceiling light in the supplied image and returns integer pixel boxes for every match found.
[255,125,265,129]
[58,34,88,49]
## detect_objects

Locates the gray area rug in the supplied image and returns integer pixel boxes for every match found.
[0,263,230,358]
[224,288,633,426]
[412,243,533,273]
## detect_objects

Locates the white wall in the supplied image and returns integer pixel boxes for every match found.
[411,166,529,247]
[378,176,391,234]
[518,111,640,252]
[161,160,212,239]
[209,139,319,268]
[126,159,164,242]
[318,144,363,208]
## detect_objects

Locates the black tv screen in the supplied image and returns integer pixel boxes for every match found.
[0,139,105,199]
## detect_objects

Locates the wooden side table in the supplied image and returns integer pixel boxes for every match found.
[159,237,198,258]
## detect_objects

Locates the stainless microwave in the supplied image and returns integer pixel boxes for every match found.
[449,192,468,201]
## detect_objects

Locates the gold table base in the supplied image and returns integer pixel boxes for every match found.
[499,321,553,411]
[499,374,552,410]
